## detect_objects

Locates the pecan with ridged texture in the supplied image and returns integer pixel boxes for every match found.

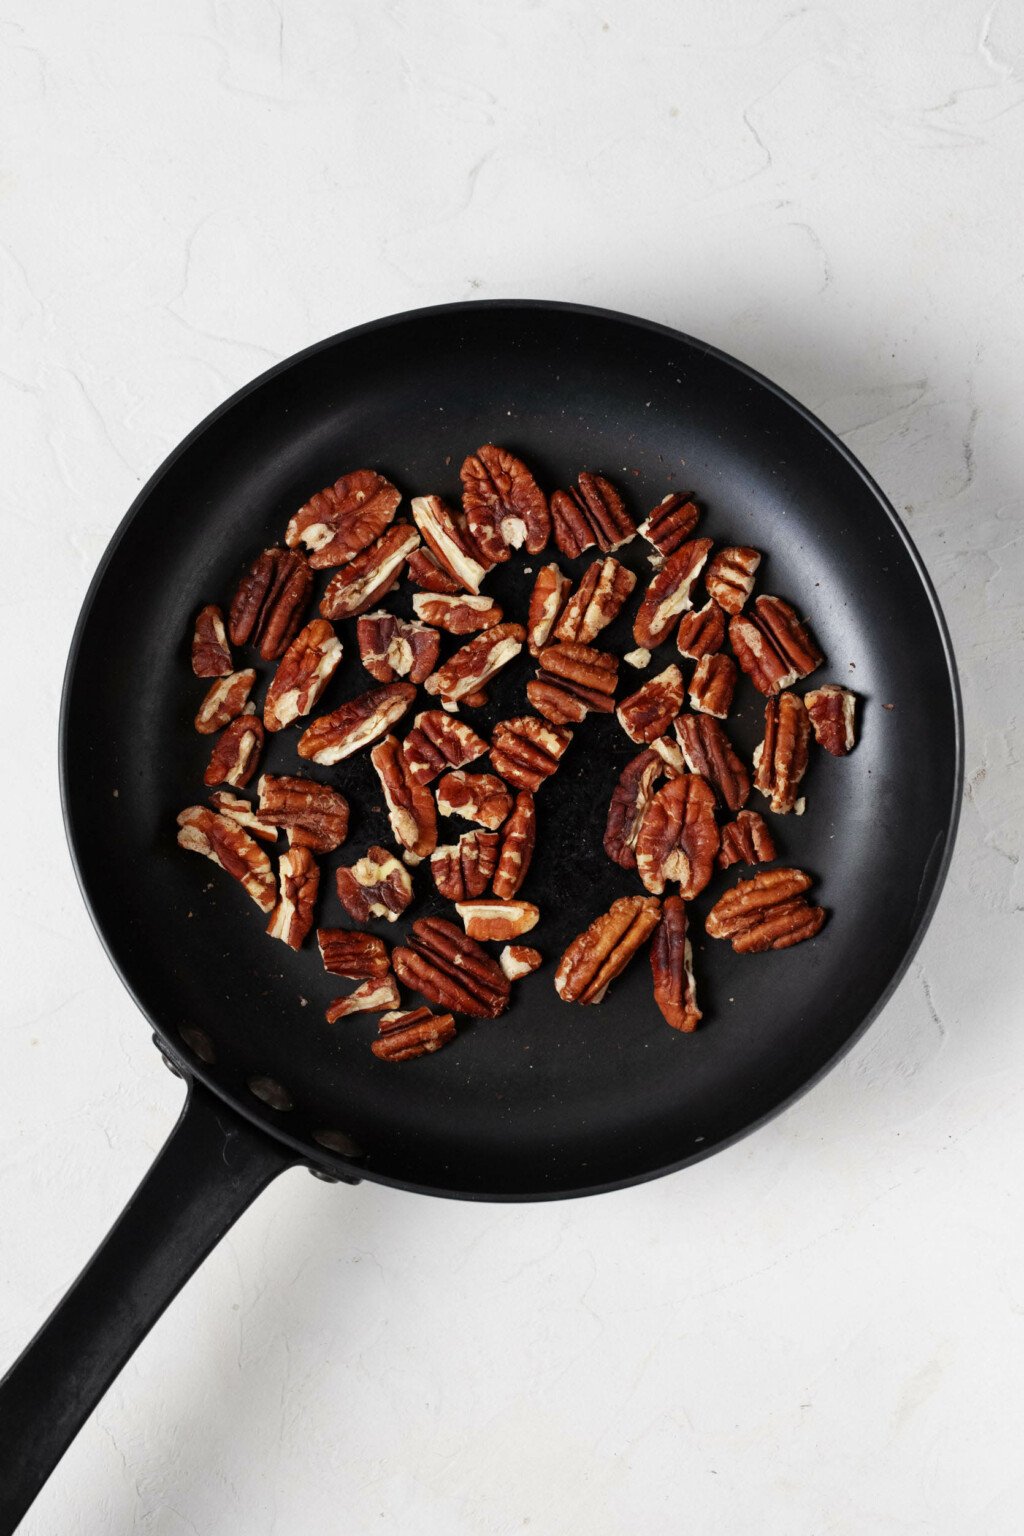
[319,524,420,620]
[370,735,437,861]
[500,945,543,981]
[195,668,257,734]
[192,604,232,676]
[405,546,463,594]
[317,927,391,979]
[335,845,413,923]
[804,684,857,756]
[551,471,635,558]
[526,563,572,655]
[555,557,636,645]
[729,595,823,695]
[229,548,313,661]
[718,809,777,869]
[204,714,263,788]
[637,493,701,564]
[456,898,539,942]
[633,538,713,649]
[256,774,350,853]
[677,599,726,660]
[674,714,750,812]
[490,716,572,791]
[616,664,685,745]
[461,443,550,560]
[371,1006,457,1060]
[209,791,277,842]
[555,894,661,1004]
[410,495,491,593]
[706,546,760,614]
[493,791,535,899]
[326,975,401,1022]
[266,846,319,949]
[401,710,488,786]
[688,653,737,719]
[264,619,342,732]
[424,622,525,705]
[436,770,512,830]
[176,805,276,911]
[635,774,719,899]
[392,916,510,1017]
[356,611,439,684]
[298,682,416,764]
[528,641,618,725]
[651,895,701,1033]
[706,867,825,953]
[753,691,810,814]
[286,469,400,568]
[431,829,500,901]
[604,748,665,871]
[411,592,503,635]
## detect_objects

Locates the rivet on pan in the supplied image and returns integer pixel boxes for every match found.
[247,1076,294,1112]
[313,1128,365,1159]
[308,1168,341,1184]
[152,1034,183,1078]
[178,1026,216,1064]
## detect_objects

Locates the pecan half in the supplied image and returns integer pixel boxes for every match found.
[326,975,401,1022]
[651,895,701,1033]
[402,710,488,786]
[431,829,500,901]
[209,790,278,842]
[195,668,257,734]
[371,1006,457,1060]
[804,684,857,756]
[499,945,543,981]
[192,604,232,676]
[410,495,490,593]
[405,546,463,594]
[555,894,661,1004]
[490,716,572,791]
[411,592,503,635]
[286,469,400,568]
[335,845,413,923]
[705,546,760,614]
[263,619,343,731]
[455,899,539,942]
[461,444,550,559]
[392,916,510,1017]
[635,774,719,899]
[616,664,685,745]
[203,714,264,788]
[705,867,825,953]
[424,622,525,705]
[266,846,319,949]
[554,557,636,645]
[229,548,312,660]
[729,595,824,695]
[526,563,572,655]
[356,611,439,684]
[319,524,420,620]
[297,682,416,764]
[688,653,737,719]
[637,492,701,564]
[370,735,438,860]
[256,774,350,853]
[528,640,618,725]
[604,748,665,871]
[718,809,777,869]
[633,538,713,649]
[436,770,513,830]
[317,927,391,979]
[676,599,726,660]
[176,805,276,911]
[550,473,635,557]
[493,791,535,899]
[674,714,750,812]
[753,691,810,814]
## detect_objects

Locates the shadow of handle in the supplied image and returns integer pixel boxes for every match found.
[0,1077,297,1533]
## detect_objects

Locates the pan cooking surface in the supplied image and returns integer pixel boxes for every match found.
[61,303,961,1197]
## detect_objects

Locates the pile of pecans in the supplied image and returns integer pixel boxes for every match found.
[179,449,858,1060]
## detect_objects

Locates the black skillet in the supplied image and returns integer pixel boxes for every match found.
[0,301,962,1529]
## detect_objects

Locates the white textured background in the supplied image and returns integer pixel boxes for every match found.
[2,1,1022,1531]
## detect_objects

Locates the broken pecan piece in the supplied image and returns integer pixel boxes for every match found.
[370,735,438,861]
[191,604,232,676]
[674,714,750,812]
[705,867,825,953]
[638,493,701,564]
[624,647,651,669]
[356,611,439,684]
[326,975,401,1022]
[405,546,462,594]
[436,770,513,830]
[635,774,719,899]
[410,495,490,593]
[319,524,420,620]
[401,710,488,786]
[676,599,726,660]
[285,469,401,568]
[555,894,661,1004]
[194,669,257,734]
[554,557,636,645]
[411,592,503,635]
[266,846,319,949]
[256,774,350,853]
[616,664,685,745]
[335,845,413,923]
[209,790,278,842]
[431,829,500,901]
[705,546,760,614]
[424,622,525,704]
[297,682,416,764]
[392,917,510,1017]
[633,538,713,649]
[500,945,543,981]
[492,791,535,899]
[651,895,701,1033]
[550,472,635,557]
[455,899,539,942]
[718,809,777,869]
[203,714,264,788]
[371,1006,457,1060]
[729,595,824,695]
[176,805,276,911]
[490,716,572,791]
[753,691,810,814]
[688,653,737,719]
[229,548,312,660]
[461,443,550,559]
[804,684,857,756]
[317,927,391,979]
[528,641,618,725]
[526,563,572,655]
[263,619,343,731]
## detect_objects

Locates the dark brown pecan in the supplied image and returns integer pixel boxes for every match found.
[424,622,525,704]
[651,895,701,1033]
[203,714,264,788]
[436,771,513,830]
[266,846,319,949]
[405,546,463,594]
[461,444,550,559]
[256,774,350,853]
[554,557,636,645]
[455,899,539,942]
[674,714,750,812]
[490,716,572,791]
[705,546,760,614]
[718,809,777,869]
[410,495,491,593]
[195,668,257,734]
[285,469,400,568]
[550,472,635,558]
[729,595,824,695]
[804,684,857,756]
[527,563,572,655]
[706,867,825,953]
[637,493,701,563]
[208,791,278,842]
[616,665,685,745]
[499,945,543,981]
[371,1006,457,1060]
[263,620,343,731]
[633,538,713,649]
[676,599,726,660]
[402,710,488,786]
[317,927,391,979]
[555,894,661,1004]
[528,641,618,725]
[229,548,313,660]
[370,735,438,861]
[356,611,439,684]
[493,791,535,899]
[604,749,664,871]
[753,691,810,814]
[431,829,500,901]
[392,916,510,1017]
[176,805,276,911]
[688,653,737,719]
[297,682,416,764]
[326,975,401,1021]
[192,604,232,676]
[635,774,719,899]
[335,845,413,923]
[411,592,503,635]
[319,524,420,620]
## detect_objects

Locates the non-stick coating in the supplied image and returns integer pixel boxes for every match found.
[61,302,961,1199]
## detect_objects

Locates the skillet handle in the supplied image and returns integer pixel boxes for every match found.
[0,1076,296,1533]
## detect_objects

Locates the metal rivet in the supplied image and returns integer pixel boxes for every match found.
[247,1076,294,1112]
[178,1025,216,1064]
